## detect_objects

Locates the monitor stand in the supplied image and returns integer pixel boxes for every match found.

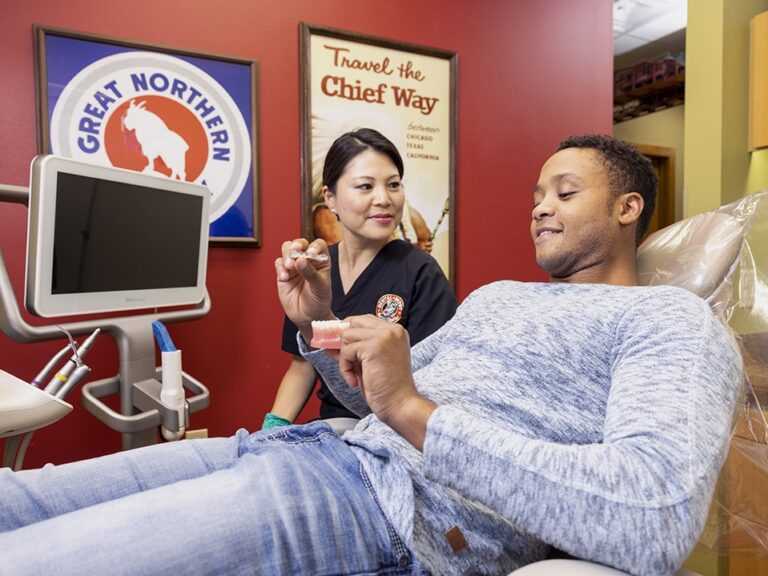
[1,181,211,452]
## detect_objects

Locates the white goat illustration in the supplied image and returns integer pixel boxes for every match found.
[122,100,189,180]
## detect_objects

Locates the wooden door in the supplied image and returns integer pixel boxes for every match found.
[633,143,676,241]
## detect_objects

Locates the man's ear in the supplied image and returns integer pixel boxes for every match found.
[617,192,644,226]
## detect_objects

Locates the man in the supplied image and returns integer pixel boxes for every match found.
[0,135,741,576]
[276,134,742,574]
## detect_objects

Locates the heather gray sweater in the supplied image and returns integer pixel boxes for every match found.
[301,282,742,576]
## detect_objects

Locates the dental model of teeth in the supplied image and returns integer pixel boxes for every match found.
[310,320,350,349]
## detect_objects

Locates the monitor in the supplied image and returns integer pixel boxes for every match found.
[25,155,210,318]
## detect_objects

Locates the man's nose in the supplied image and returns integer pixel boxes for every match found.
[532,198,554,220]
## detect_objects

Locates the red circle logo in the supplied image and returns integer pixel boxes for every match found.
[105,96,208,182]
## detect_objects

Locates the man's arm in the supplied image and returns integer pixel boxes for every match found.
[336,315,436,449]
[419,293,743,575]
[299,315,438,425]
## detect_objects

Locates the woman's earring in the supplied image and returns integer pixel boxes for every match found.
[332,210,340,222]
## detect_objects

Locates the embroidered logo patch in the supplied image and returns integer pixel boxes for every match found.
[375,294,405,323]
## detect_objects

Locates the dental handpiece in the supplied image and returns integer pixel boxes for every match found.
[76,327,101,357]
[44,328,101,395]
[54,364,92,400]
[31,344,74,387]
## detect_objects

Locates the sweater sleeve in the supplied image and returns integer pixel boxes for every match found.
[297,334,372,418]
[298,315,453,417]
[421,292,743,575]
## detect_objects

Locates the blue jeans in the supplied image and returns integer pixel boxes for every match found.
[0,421,424,575]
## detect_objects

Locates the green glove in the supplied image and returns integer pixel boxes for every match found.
[261,412,292,430]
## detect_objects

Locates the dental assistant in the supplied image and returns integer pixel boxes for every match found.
[263,128,457,428]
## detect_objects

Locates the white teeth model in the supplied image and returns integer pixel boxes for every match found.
[310,320,350,349]
[289,249,329,262]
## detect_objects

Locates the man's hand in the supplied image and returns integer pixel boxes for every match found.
[337,315,436,450]
[275,239,334,342]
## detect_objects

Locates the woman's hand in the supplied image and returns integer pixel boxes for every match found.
[275,239,334,340]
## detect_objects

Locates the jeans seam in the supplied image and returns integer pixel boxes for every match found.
[241,423,338,455]
[262,425,337,444]
[358,461,413,570]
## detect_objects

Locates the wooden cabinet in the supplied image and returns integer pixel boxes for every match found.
[721,414,768,575]
[749,11,768,150]
[687,334,768,575]
[721,333,768,575]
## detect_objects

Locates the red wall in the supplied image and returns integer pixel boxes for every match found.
[0,0,613,467]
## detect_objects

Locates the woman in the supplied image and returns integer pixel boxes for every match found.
[263,128,457,429]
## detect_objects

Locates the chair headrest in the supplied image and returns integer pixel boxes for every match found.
[636,192,768,322]
[636,210,744,300]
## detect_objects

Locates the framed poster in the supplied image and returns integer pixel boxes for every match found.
[300,23,457,285]
[34,26,260,246]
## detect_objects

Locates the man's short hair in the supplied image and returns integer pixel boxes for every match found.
[557,134,659,244]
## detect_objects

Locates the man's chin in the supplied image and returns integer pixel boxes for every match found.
[536,255,569,279]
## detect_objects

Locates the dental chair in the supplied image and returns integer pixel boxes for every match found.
[510,191,768,575]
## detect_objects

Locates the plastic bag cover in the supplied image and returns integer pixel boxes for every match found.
[637,190,768,560]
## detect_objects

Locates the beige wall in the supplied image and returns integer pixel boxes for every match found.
[684,0,768,216]
[614,105,685,220]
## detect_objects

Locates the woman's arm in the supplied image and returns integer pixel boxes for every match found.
[267,356,318,424]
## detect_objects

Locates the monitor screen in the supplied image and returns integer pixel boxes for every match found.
[26,155,210,318]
